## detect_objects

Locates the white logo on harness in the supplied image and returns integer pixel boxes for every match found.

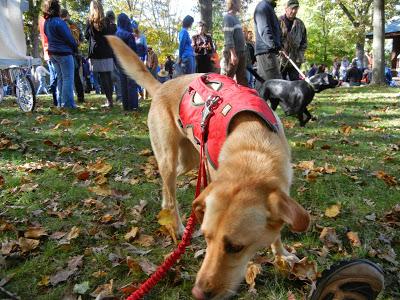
[221,104,232,116]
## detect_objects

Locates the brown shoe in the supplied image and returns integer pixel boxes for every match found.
[310,259,384,300]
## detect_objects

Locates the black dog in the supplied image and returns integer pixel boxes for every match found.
[251,70,338,126]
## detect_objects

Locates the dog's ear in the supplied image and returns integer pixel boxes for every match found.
[192,183,214,223]
[267,189,310,232]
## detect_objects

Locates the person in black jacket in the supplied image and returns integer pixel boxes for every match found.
[115,13,139,111]
[254,0,282,90]
[85,0,116,108]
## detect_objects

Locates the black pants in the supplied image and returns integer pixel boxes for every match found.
[98,71,113,101]
[74,56,84,102]
[195,55,212,73]
[281,65,300,81]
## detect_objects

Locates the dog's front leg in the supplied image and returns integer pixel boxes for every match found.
[271,235,300,266]
[158,155,185,237]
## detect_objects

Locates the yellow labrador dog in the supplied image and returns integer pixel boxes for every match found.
[107,36,310,300]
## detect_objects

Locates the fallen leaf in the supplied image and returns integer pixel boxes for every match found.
[77,171,90,181]
[87,160,112,175]
[24,226,48,239]
[382,204,400,226]
[295,160,315,171]
[0,119,12,125]
[325,204,341,218]
[126,256,141,274]
[0,175,5,188]
[50,231,67,240]
[157,210,177,244]
[35,115,48,124]
[139,149,153,156]
[90,279,113,298]
[58,147,76,154]
[323,164,337,174]
[88,185,113,196]
[68,255,84,269]
[124,227,139,242]
[138,258,157,276]
[0,222,14,232]
[100,214,113,224]
[346,231,361,247]
[18,237,40,253]
[53,119,72,130]
[365,213,377,221]
[94,174,108,185]
[19,183,39,192]
[246,262,262,290]
[38,275,50,287]
[73,281,90,294]
[374,171,397,186]
[319,227,342,249]
[50,268,76,286]
[320,144,331,150]
[340,125,352,136]
[67,226,80,241]
[289,257,319,281]
[306,137,318,149]
[378,248,398,265]
[120,283,139,296]
[135,234,155,247]
[1,240,18,255]
[92,270,107,278]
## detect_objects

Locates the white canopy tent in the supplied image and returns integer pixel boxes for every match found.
[0,0,40,68]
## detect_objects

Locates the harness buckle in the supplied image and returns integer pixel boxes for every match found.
[201,95,221,131]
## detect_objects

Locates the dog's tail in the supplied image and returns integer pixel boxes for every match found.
[247,66,265,84]
[106,35,161,97]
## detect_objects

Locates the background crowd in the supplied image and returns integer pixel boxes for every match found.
[32,0,396,111]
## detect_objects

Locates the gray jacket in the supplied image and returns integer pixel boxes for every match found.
[279,16,307,65]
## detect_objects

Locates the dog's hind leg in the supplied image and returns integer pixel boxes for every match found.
[303,107,313,124]
[297,111,307,127]
[148,109,185,236]
[176,139,199,176]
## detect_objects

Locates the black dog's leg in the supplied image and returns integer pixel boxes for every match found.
[303,107,312,124]
[297,111,306,127]
[270,99,279,111]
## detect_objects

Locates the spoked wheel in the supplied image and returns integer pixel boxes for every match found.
[16,75,36,112]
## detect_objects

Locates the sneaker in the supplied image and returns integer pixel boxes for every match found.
[310,259,384,300]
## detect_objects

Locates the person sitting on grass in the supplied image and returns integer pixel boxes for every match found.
[344,59,363,86]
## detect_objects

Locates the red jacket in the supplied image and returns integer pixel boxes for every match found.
[179,74,278,169]
[39,17,49,61]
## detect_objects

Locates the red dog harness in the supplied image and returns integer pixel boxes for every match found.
[179,73,279,169]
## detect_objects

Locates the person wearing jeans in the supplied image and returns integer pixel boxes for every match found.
[43,0,77,108]
[178,15,195,74]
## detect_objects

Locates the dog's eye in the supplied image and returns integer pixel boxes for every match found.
[224,241,244,254]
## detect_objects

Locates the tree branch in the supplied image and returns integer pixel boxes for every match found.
[364,0,374,14]
[337,0,360,27]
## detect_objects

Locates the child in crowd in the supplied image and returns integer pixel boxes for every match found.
[35,65,50,95]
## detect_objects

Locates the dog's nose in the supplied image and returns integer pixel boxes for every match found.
[192,286,206,300]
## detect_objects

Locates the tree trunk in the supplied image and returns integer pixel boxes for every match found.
[371,0,385,85]
[356,41,365,68]
[30,16,40,58]
[199,0,213,33]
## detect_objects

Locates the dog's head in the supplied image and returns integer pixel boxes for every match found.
[191,180,310,299]
[309,73,338,92]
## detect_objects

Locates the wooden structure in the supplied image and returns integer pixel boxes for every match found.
[367,18,400,70]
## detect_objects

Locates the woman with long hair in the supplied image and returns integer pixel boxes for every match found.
[85,0,116,107]
[42,0,77,108]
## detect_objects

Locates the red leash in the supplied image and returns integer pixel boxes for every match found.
[127,94,219,300]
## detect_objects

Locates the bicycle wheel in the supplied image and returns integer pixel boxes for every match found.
[16,74,36,112]
[0,75,4,104]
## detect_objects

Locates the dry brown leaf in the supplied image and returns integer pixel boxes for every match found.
[91,279,114,298]
[120,283,138,296]
[340,125,352,136]
[0,119,12,125]
[321,144,331,150]
[289,257,319,281]
[24,226,48,239]
[35,115,48,124]
[77,171,90,181]
[283,119,296,129]
[0,175,4,188]
[374,171,397,186]
[306,171,320,182]
[135,234,155,247]
[346,231,361,247]
[67,226,80,241]
[124,227,139,242]
[88,185,113,196]
[0,222,15,232]
[126,256,141,273]
[53,119,72,130]
[157,209,174,226]
[319,227,342,249]
[92,270,107,278]
[245,262,262,290]
[139,149,153,156]
[43,139,59,148]
[87,160,112,175]
[18,237,40,253]
[295,160,315,171]
[58,147,76,154]
[50,231,67,240]
[1,240,18,255]
[19,183,39,192]
[94,174,108,185]
[325,204,341,218]
[306,137,318,149]
[324,164,337,174]
[100,214,113,224]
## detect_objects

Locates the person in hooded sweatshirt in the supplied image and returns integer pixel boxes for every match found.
[115,13,139,111]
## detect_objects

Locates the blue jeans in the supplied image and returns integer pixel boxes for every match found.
[36,76,48,95]
[119,69,138,111]
[47,60,57,106]
[50,55,75,108]
[181,56,196,74]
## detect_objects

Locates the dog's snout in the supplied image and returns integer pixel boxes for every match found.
[192,286,206,300]
[192,286,215,300]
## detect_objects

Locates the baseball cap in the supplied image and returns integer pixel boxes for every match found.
[287,0,299,8]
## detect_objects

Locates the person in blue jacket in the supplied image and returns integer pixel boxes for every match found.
[178,15,195,74]
[115,13,139,111]
[42,0,78,108]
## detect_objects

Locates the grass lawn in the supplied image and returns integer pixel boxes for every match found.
[0,86,399,300]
